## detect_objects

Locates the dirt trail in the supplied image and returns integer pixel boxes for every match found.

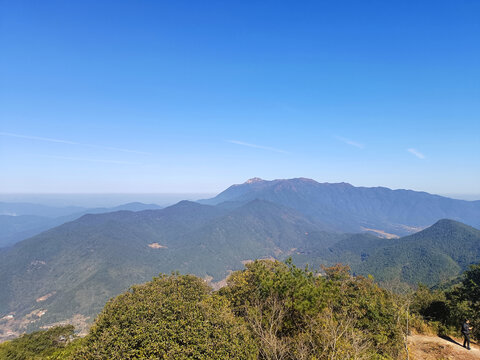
[409,334,480,360]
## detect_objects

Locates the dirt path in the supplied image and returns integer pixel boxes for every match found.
[409,334,480,360]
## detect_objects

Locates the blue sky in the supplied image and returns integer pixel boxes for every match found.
[1,0,479,196]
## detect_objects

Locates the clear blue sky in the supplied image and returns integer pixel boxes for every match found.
[1,0,479,196]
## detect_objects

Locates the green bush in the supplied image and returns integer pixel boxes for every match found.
[411,263,480,339]
[74,274,257,359]
[220,260,406,360]
[0,325,75,360]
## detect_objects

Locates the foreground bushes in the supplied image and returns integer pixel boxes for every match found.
[220,261,406,360]
[75,274,257,359]
[73,261,407,359]
[0,325,76,360]
[411,263,480,339]
[3,261,413,359]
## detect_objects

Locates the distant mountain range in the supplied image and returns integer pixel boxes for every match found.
[0,202,163,248]
[0,202,87,218]
[200,178,480,236]
[1,178,480,339]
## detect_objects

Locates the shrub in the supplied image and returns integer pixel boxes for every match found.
[74,274,257,359]
[0,325,75,360]
[220,259,406,360]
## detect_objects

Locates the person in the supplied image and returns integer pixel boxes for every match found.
[461,319,473,350]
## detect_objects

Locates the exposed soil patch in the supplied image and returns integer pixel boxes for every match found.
[36,292,55,302]
[148,242,167,249]
[409,334,480,360]
[361,227,399,239]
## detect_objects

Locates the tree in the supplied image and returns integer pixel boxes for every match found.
[74,274,257,359]
[410,264,480,339]
[220,259,406,360]
[0,325,75,360]
[454,264,480,338]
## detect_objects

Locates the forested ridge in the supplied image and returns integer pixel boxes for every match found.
[3,259,478,359]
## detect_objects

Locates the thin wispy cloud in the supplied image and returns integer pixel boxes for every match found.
[0,132,78,144]
[335,136,365,149]
[40,155,142,165]
[83,144,150,155]
[226,140,289,154]
[407,148,425,159]
[0,132,151,155]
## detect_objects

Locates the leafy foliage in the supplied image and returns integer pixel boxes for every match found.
[0,325,75,360]
[411,263,480,338]
[2,261,426,360]
[74,274,257,359]
[220,260,406,359]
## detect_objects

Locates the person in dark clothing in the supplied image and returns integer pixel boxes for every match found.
[461,319,473,350]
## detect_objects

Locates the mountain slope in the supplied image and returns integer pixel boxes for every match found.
[294,219,480,287]
[159,200,331,278]
[201,178,480,235]
[0,200,330,335]
[0,202,163,248]
[0,215,61,248]
[356,219,480,286]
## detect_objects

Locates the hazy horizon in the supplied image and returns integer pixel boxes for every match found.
[0,177,479,208]
[0,193,215,208]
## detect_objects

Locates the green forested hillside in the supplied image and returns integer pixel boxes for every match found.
[0,215,61,248]
[356,219,480,286]
[0,200,328,335]
[294,219,480,287]
[0,202,164,248]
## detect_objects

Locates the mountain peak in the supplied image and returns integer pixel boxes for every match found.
[430,218,477,231]
[245,177,264,184]
[433,218,461,226]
